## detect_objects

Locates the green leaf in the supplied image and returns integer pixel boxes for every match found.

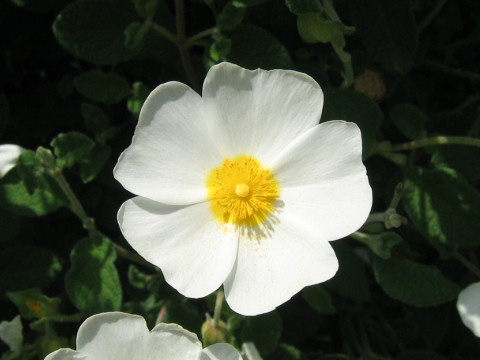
[7,289,60,320]
[321,88,382,158]
[79,143,111,183]
[16,151,44,195]
[53,0,140,65]
[73,70,131,104]
[0,246,63,295]
[81,103,110,134]
[127,82,150,118]
[373,255,460,307]
[0,166,66,217]
[51,132,95,169]
[389,103,427,140]
[431,146,480,183]
[269,343,303,360]
[124,22,149,49]
[65,236,122,314]
[302,285,335,314]
[326,242,370,301]
[402,166,480,247]
[349,0,418,74]
[240,311,282,356]
[226,25,292,70]
[218,1,247,31]
[210,35,232,62]
[285,0,321,15]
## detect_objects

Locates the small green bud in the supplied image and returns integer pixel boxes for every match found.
[201,317,231,347]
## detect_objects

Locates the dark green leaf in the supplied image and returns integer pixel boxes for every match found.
[389,103,427,140]
[326,242,370,301]
[240,311,282,356]
[65,236,122,314]
[0,166,66,217]
[321,88,383,158]
[396,349,449,360]
[79,143,111,183]
[7,289,60,320]
[373,255,460,307]
[51,132,95,169]
[163,302,203,335]
[16,151,44,195]
[349,0,418,73]
[0,246,63,295]
[73,70,131,104]
[227,25,292,70]
[53,0,139,64]
[402,166,480,247]
[431,146,480,182]
[218,2,247,31]
[210,35,232,62]
[269,343,303,360]
[361,232,403,259]
[285,0,321,15]
[124,22,149,49]
[302,285,335,314]
[134,0,159,19]
[81,103,110,134]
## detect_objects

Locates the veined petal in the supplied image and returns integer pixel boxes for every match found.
[271,121,372,240]
[0,144,25,178]
[44,349,87,360]
[200,344,243,360]
[118,197,238,298]
[148,323,202,360]
[202,62,324,164]
[114,82,222,205]
[223,215,339,316]
[76,313,149,360]
[457,282,480,337]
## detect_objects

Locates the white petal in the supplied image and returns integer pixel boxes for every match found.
[200,343,242,360]
[148,323,202,360]
[76,312,149,360]
[272,121,372,240]
[202,62,324,164]
[0,315,23,352]
[0,145,25,178]
[114,82,222,205]
[223,215,339,316]
[118,197,238,298]
[457,282,480,337]
[45,349,87,360]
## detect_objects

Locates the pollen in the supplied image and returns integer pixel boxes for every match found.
[206,155,280,226]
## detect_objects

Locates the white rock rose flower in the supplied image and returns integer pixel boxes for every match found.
[44,312,242,360]
[0,144,25,178]
[457,282,480,337]
[114,62,372,315]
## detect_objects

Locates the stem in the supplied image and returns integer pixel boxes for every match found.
[350,231,369,244]
[417,0,448,35]
[148,21,178,44]
[366,213,385,224]
[391,136,480,151]
[453,252,480,279]
[187,27,217,46]
[175,0,202,93]
[420,58,480,82]
[48,168,153,268]
[213,289,224,328]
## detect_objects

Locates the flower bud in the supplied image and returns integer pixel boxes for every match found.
[201,317,231,347]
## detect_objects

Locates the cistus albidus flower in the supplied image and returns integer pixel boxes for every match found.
[457,282,480,337]
[114,62,372,315]
[0,144,25,178]
[44,312,242,360]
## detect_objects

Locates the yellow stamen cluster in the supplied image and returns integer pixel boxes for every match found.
[207,155,280,226]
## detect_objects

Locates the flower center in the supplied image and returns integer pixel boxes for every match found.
[206,155,280,226]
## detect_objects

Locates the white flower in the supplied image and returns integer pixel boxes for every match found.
[44,312,242,360]
[0,315,23,352]
[457,282,480,337]
[114,62,372,316]
[0,144,25,178]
